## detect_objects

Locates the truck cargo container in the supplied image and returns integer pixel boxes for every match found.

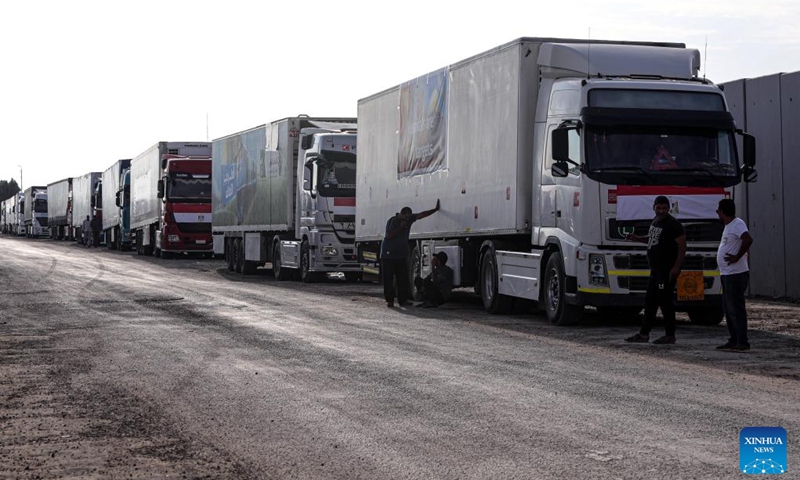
[356,37,756,325]
[47,178,73,240]
[23,186,49,237]
[212,116,360,281]
[130,141,213,258]
[71,172,101,242]
[101,159,132,250]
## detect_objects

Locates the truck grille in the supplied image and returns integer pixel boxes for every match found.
[176,222,211,234]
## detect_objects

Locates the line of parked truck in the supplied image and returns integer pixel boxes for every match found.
[1,37,758,326]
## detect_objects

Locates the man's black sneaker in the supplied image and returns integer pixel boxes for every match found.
[624,333,650,343]
[387,301,394,308]
[716,342,735,350]
[652,335,676,345]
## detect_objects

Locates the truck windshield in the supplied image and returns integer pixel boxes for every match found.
[34,199,48,213]
[584,125,739,187]
[167,175,212,202]
[316,150,356,198]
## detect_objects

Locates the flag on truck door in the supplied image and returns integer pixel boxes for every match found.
[615,186,728,221]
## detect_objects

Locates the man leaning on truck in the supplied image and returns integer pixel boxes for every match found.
[381,200,440,307]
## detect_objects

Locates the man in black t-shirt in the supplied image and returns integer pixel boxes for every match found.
[380,200,440,307]
[624,195,686,344]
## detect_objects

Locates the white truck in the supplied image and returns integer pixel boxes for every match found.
[47,178,73,240]
[10,192,25,236]
[356,37,756,326]
[23,186,49,237]
[101,159,132,250]
[72,172,101,241]
[212,116,360,281]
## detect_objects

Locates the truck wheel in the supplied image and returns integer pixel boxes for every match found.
[225,239,234,271]
[543,252,583,326]
[300,241,320,283]
[410,246,422,301]
[161,250,172,260]
[344,272,363,283]
[480,247,513,314]
[233,238,244,273]
[273,243,293,281]
[687,306,724,326]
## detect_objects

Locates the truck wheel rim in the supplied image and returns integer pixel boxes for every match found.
[547,268,560,311]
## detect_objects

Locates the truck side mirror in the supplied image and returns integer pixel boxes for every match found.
[115,191,121,207]
[301,135,314,150]
[552,161,569,178]
[552,128,571,163]
[743,166,758,183]
[157,179,164,199]
[742,133,756,168]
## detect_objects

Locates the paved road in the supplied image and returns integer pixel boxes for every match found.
[1,236,799,479]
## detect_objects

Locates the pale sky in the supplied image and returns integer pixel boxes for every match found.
[2,0,799,191]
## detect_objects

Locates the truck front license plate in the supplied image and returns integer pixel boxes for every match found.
[196,239,206,245]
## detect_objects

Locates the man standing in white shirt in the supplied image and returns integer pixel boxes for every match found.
[715,199,754,351]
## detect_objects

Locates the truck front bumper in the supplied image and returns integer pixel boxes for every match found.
[576,291,723,310]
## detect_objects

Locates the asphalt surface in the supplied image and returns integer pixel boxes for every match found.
[1,235,799,479]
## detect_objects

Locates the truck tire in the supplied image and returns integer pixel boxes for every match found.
[300,240,321,283]
[543,252,583,326]
[410,246,422,301]
[687,306,724,326]
[344,272,363,283]
[273,243,293,281]
[225,239,234,271]
[233,238,243,274]
[161,250,172,260]
[480,247,513,314]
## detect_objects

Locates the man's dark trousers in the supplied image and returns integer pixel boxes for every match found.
[721,271,750,347]
[640,273,677,336]
[383,258,410,305]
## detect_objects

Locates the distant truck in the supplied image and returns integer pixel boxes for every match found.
[0,199,6,233]
[23,186,49,237]
[356,37,756,326]
[72,172,101,242]
[47,178,73,240]
[11,193,25,236]
[130,141,213,258]
[101,159,132,250]
[212,116,360,281]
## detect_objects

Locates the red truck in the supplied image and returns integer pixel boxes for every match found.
[130,141,213,258]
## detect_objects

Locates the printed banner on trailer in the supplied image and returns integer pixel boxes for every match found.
[397,68,448,179]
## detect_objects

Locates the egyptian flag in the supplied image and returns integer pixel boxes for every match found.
[614,186,728,221]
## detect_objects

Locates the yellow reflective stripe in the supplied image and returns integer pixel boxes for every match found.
[363,267,380,275]
[608,270,720,277]
[578,286,612,294]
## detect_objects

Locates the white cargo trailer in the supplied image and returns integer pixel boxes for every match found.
[47,178,73,240]
[356,37,756,325]
[101,159,131,249]
[71,172,101,241]
[212,116,360,281]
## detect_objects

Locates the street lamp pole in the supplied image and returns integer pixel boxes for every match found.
[17,164,22,191]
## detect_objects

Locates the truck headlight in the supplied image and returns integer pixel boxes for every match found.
[168,234,180,243]
[589,254,608,286]
[321,246,338,256]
